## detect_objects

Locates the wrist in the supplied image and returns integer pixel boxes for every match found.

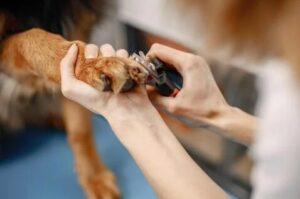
[209,105,256,145]
[111,120,168,153]
[104,106,169,145]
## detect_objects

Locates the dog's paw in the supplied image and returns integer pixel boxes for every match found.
[126,58,148,85]
[79,170,120,199]
[75,56,147,93]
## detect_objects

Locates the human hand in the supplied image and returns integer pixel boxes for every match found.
[60,44,161,136]
[147,44,229,123]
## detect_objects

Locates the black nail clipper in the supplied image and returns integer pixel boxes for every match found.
[132,51,183,96]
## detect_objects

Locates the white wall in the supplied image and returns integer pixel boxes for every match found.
[90,2,126,49]
[118,0,203,51]
[89,0,260,73]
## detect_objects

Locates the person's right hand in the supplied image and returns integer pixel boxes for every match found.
[147,44,229,123]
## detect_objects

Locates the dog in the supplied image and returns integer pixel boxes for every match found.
[0,1,146,198]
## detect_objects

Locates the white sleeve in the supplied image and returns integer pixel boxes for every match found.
[251,61,300,199]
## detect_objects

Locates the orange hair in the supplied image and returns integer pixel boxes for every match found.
[180,0,300,75]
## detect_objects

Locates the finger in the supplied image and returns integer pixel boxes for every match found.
[85,44,99,59]
[61,44,98,96]
[60,44,105,110]
[145,85,158,94]
[60,44,81,97]
[147,43,188,73]
[60,44,78,82]
[147,86,175,112]
[133,84,147,95]
[100,44,116,57]
[62,79,104,113]
[116,49,129,58]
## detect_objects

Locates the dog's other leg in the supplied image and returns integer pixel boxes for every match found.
[0,27,146,199]
[62,97,120,199]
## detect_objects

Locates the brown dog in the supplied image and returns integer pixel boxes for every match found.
[0,1,146,199]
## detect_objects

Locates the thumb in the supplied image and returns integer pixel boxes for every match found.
[147,43,188,74]
[147,86,175,112]
[60,43,78,82]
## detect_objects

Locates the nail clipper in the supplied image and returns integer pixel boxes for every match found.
[132,51,183,96]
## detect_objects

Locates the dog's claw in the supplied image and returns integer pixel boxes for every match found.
[121,79,135,92]
[100,74,112,91]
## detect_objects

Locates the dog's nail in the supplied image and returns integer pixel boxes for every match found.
[100,74,112,91]
[121,79,135,92]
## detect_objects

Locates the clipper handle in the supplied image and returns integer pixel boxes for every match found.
[151,58,183,96]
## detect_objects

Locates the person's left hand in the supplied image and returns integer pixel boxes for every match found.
[60,44,160,135]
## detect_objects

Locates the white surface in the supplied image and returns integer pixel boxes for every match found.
[118,0,203,51]
[90,4,126,49]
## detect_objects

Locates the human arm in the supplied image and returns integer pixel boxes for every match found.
[147,44,257,145]
[60,44,228,199]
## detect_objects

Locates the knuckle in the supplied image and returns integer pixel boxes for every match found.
[184,53,196,64]
[184,54,205,70]
[150,43,162,51]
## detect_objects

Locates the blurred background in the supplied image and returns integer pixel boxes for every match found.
[0,0,258,198]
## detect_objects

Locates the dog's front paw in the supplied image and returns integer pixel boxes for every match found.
[79,170,120,199]
[75,57,147,93]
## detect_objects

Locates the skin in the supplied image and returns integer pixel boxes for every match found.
[60,43,256,198]
[147,44,257,145]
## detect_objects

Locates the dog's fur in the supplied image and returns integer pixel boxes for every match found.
[0,1,146,198]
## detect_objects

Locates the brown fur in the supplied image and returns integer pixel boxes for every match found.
[0,28,144,93]
[0,15,146,199]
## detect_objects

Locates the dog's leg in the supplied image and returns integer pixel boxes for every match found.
[0,28,147,198]
[62,97,120,199]
[0,28,147,92]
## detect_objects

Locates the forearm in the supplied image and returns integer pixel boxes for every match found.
[107,108,228,199]
[204,106,257,145]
